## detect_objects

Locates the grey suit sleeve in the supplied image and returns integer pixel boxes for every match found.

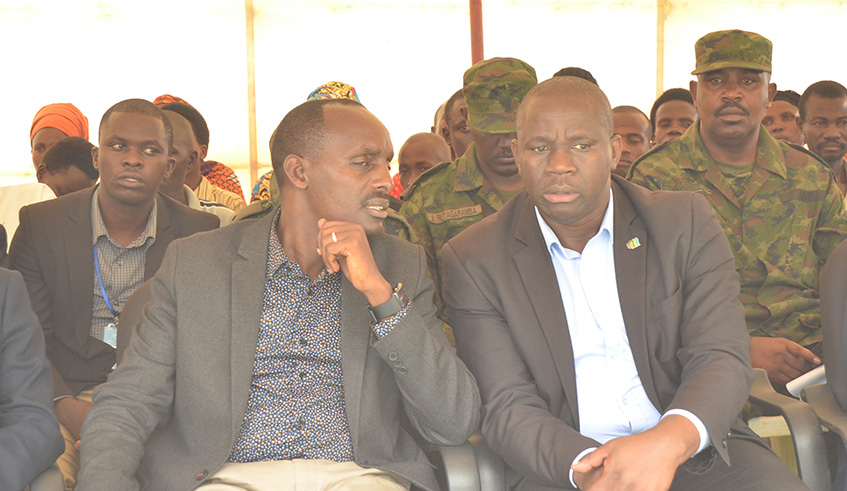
[0,269,63,491]
[77,241,182,491]
[663,193,752,461]
[442,242,600,488]
[371,244,481,446]
[9,205,71,398]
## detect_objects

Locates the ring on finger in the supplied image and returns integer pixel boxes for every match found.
[332,232,338,243]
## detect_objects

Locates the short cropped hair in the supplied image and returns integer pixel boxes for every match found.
[518,76,613,137]
[42,137,98,180]
[159,102,210,147]
[444,89,465,126]
[552,67,599,86]
[773,89,801,109]
[649,88,694,133]
[98,99,173,150]
[270,98,364,176]
[799,81,847,121]
[613,105,653,140]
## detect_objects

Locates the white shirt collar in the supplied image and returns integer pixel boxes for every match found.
[534,187,614,256]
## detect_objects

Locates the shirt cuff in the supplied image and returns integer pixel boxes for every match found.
[370,302,411,339]
[662,409,711,455]
[569,446,598,488]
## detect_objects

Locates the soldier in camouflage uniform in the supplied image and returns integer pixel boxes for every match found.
[400,58,537,312]
[628,29,847,385]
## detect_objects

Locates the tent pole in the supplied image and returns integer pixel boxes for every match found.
[470,0,484,64]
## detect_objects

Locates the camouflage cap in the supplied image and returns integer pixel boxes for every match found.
[692,29,772,75]
[463,57,537,134]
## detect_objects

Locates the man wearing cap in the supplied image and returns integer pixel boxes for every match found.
[629,30,847,386]
[400,57,537,312]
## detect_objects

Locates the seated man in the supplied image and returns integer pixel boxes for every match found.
[159,109,235,225]
[649,88,697,146]
[78,98,479,491]
[0,267,63,490]
[37,137,99,197]
[10,98,219,489]
[763,89,804,146]
[629,30,847,386]
[612,105,652,177]
[443,76,805,490]
[397,132,451,190]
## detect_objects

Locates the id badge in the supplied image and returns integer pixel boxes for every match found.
[104,323,118,349]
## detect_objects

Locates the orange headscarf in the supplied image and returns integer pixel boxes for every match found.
[30,103,89,142]
[153,94,191,107]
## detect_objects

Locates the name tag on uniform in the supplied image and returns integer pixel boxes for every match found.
[427,205,483,224]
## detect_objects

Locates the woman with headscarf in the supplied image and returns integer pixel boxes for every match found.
[30,103,89,169]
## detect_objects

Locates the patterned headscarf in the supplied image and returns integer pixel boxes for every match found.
[307,81,360,102]
[30,103,89,141]
[153,94,191,107]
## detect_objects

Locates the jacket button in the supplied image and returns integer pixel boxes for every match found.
[721,439,727,448]
[388,352,398,361]
[398,367,408,375]
[196,470,208,480]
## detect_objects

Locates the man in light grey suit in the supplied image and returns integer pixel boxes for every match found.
[78,98,479,491]
[442,76,804,490]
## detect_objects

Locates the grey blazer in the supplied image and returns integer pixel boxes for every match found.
[442,176,754,489]
[78,211,480,491]
[0,268,63,490]
[9,186,219,398]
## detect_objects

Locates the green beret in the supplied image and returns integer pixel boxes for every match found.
[692,29,772,75]
[463,57,537,134]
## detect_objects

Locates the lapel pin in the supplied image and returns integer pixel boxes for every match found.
[626,237,641,250]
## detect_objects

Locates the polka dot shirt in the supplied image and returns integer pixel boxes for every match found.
[228,211,408,463]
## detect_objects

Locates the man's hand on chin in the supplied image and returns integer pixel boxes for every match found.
[571,415,699,491]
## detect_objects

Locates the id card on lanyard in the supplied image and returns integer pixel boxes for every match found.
[93,244,119,350]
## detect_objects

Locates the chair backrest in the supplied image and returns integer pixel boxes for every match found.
[820,238,847,410]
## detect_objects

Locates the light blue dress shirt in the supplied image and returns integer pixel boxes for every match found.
[534,188,709,486]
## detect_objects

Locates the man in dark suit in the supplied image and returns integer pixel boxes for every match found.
[10,99,219,489]
[0,267,63,490]
[442,76,805,490]
[78,98,479,491]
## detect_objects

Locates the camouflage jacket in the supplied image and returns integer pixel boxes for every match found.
[629,122,847,350]
[400,142,518,310]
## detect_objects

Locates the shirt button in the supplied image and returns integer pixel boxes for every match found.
[299,372,307,380]
[306,287,314,296]
[299,337,308,346]
[297,417,306,428]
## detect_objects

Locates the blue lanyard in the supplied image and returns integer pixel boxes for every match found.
[93,244,119,319]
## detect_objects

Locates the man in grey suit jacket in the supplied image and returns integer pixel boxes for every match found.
[442,77,804,490]
[0,267,63,490]
[10,99,219,489]
[78,98,479,491]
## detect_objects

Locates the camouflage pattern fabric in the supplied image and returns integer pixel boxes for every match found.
[400,142,518,314]
[463,57,537,134]
[628,122,847,351]
[234,173,415,242]
[692,29,772,75]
